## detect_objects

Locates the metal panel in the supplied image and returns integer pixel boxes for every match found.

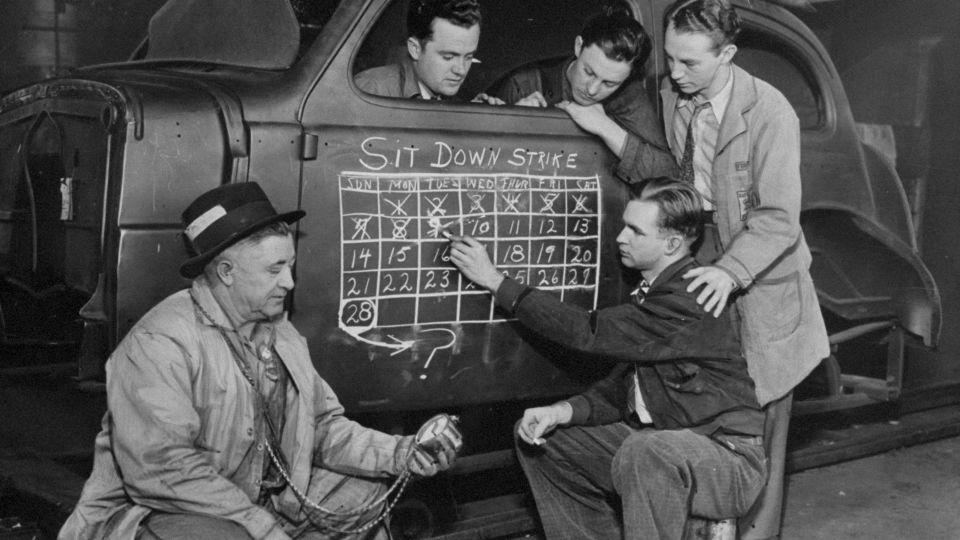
[114,229,187,336]
[295,123,625,411]
[296,1,629,410]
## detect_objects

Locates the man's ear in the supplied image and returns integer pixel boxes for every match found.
[574,35,584,58]
[718,43,738,65]
[407,37,423,61]
[665,234,684,256]
[215,258,235,286]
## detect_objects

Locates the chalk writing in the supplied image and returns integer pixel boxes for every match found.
[358,137,579,172]
[338,172,601,334]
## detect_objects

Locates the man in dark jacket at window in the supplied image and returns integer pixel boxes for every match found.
[448,177,765,539]
[488,7,677,179]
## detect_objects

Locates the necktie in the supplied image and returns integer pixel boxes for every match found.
[628,278,653,424]
[679,102,711,184]
[631,279,651,303]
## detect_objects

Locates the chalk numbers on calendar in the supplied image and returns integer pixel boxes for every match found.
[338,172,601,331]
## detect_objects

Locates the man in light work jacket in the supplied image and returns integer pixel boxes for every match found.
[656,0,829,405]
[59,183,456,540]
[448,177,766,538]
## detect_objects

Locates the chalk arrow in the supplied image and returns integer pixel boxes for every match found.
[341,326,415,354]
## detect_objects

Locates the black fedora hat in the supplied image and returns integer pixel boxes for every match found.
[180,182,305,278]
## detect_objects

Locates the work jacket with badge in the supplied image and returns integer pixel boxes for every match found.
[59,278,410,540]
[496,256,764,437]
[619,64,830,406]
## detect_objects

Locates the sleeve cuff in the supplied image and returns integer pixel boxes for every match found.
[240,506,283,539]
[716,257,751,289]
[392,435,416,475]
[565,396,591,425]
[494,277,531,313]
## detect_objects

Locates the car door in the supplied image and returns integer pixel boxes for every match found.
[295,0,644,413]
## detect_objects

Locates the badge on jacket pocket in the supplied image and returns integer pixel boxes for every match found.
[735,161,750,171]
[737,189,760,221]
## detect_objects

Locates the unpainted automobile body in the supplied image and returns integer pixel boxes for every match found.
[0,0,941,423]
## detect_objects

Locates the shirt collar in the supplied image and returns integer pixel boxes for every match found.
[560,57,575,102]
[417,80,438,100]
[676,67,734,123]
[398,55,424,99]
[632,256,693,301]
[191,277,285,343]
[190,277,235,329]
[647,255,697,290]
[707,68,735,124]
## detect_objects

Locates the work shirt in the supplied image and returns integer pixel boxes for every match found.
[417,80,437,100]
[671,73,734,210]
[59,278,410,540]
[354,55,423,99]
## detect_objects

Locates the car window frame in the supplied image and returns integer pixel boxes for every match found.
[346,0,646,118]
[735,10,838,138]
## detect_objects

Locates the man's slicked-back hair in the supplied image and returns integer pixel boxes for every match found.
[580,4,652,72]
[664,0,741,51]
[629,177,704,242]
[407,0,482,42]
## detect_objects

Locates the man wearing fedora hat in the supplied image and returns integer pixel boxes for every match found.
[60,182,457,540]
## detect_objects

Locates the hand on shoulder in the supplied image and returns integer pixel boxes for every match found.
[682,265,738,318]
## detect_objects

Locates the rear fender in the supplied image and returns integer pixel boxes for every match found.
[803,206,940,347]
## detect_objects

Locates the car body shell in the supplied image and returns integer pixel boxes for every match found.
[0,0,940,414]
